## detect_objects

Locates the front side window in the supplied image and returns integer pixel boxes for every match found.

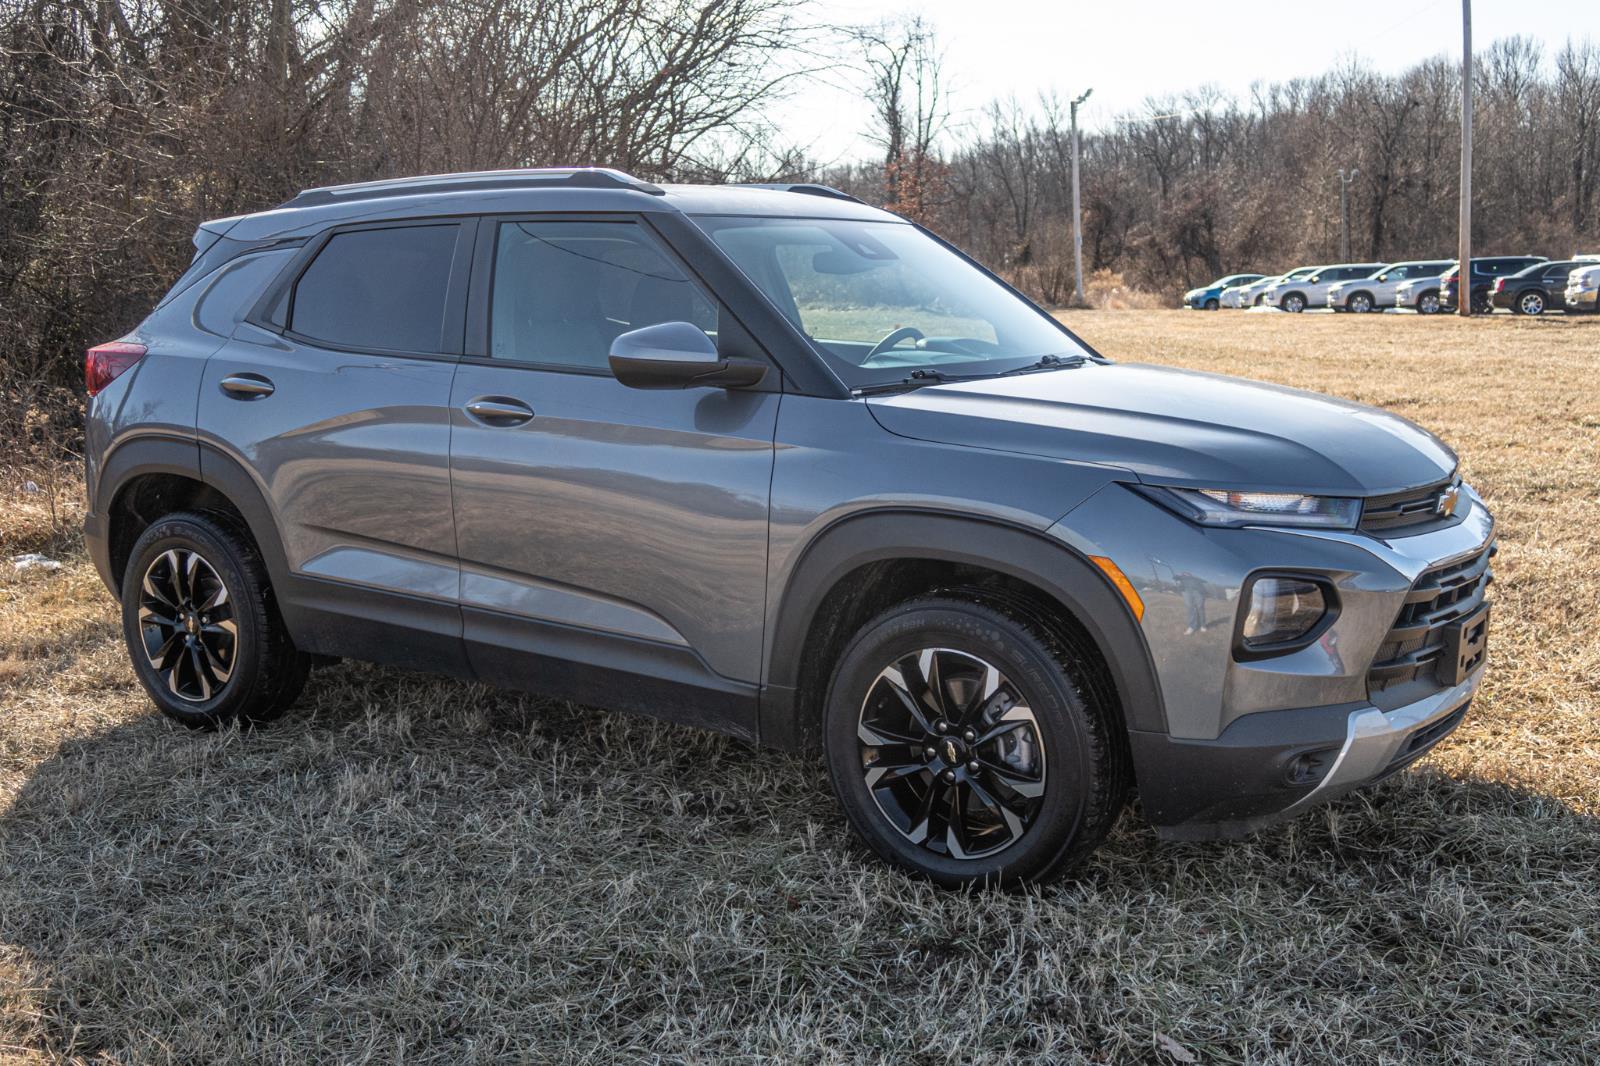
[290,224,458,352]
[489,220,716,369]
[695,216,1088,385]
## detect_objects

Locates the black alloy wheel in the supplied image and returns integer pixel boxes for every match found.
[824,596,1127,887]
[121,511,310,729]
[137,547,237,702]
[856,647,1046,860]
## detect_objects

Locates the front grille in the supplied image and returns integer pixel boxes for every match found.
[1368,543,1494,692]
[1375,702,1471,781]
[1359,477,1460,534]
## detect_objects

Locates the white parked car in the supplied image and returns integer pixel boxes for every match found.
[1219,281,1255,308]
[1566,262,1600,313]
[1236,267,1315,308]
[1261,263,1387,313]
[1394,267,1457,315]
[1325,260,1455,313]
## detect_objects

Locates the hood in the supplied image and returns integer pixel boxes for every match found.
[866,362,1457,496]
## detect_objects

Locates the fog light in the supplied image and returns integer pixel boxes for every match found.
[1241,575,1331,650]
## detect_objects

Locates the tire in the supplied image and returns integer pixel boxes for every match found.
[1282,292,1306,313]
[1348,292,1375,313]
[823,595,1128,888]
[1471,288,1493,315]
[1417,290,1441,315]
[121,511,310,730]
[1204,298,1219,311]
[1515,290,1546,316]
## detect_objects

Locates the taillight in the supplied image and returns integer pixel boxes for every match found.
[1491,278,1505,293]
[85,341,146,396]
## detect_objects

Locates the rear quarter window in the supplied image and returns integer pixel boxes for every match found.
[195,249,294,337]
[290,224,459,352]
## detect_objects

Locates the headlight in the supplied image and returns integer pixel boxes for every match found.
[1137,486,1362,529]
[1238,574,1335,652]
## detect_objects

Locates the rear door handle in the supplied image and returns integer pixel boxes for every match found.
[219,373,275,398]
[464,397,535,426]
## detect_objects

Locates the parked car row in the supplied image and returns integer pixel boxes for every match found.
[1184,255,1600,316]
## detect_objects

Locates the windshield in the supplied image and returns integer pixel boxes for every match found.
[694,216,1089,385]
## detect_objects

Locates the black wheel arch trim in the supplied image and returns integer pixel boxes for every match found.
[761,509,1167,748]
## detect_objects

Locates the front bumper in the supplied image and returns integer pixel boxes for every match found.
[1567,287,1598,311]
[1051,479,1495,840]
[1132,666,1480,839]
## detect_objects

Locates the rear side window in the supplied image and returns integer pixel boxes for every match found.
[291,224,459,352]
[195,249,293,337]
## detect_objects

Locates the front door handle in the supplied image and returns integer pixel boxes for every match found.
[219,373,275,398]
[464,397,535,426]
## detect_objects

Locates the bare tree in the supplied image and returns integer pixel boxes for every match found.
[850,14,948,223]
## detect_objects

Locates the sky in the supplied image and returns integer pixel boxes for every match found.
[772,0,1600,164]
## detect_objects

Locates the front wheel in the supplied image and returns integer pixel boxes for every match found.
[121,512,310,729]
[1348,292,1375,313]
[1282,292,1306,313]
[823,596,1127,887]
[1417,291,1442,315]
[1204,298,1219,311]
[1516,291,1546,316]
[1471,289,1494,315]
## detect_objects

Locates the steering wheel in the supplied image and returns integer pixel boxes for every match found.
[865,326,925,360]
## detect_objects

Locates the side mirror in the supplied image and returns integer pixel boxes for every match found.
[608,321,767,390]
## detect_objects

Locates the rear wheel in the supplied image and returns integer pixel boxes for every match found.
[1471,288,1493,314]
[1282,292,1306,313]
[1515,290,1546,316]
[121,512,310,729]
[1348,292,1375,313]
[1417,290,1442,315]
[823,596,1127,887]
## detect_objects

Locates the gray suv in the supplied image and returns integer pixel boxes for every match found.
[83,169,1495,886]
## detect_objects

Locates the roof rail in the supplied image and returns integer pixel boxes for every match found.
[281,167,665,208]
[734,183,864,204]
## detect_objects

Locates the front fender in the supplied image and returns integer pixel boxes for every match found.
[759,509,1167,749]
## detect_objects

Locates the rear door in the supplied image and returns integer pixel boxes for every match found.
[447,215,780,735]
[197,219,474,674]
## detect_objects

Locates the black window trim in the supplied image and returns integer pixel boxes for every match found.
[245,216,477,362]
[459,210,783,392]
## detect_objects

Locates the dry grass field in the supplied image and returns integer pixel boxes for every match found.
[2,309,1598,1063]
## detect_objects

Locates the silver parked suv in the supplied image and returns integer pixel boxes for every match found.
[84,169,1495,886]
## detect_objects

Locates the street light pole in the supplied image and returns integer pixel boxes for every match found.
[1337,167,1359,261]
[1458,0,1473,317]
[1070,88,1093,307]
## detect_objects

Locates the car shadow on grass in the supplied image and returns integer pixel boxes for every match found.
[2,674,1597,1061]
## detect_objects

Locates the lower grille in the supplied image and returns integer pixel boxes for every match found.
[1368,544,1494,692]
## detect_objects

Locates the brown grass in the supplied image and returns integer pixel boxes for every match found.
[1,309,1598,1063]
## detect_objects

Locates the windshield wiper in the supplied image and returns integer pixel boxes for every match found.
[997,353,1089,376]
[852,368,991,395]
[852,356,1090,396]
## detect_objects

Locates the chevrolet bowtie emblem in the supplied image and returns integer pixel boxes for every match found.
[1437,485,1461,517]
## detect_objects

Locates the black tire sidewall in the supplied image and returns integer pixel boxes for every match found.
[823,602,1096,886]
[121,514,269,727]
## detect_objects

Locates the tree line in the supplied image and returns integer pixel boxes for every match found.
[3,0,1598,417]
[821,28,1600,304]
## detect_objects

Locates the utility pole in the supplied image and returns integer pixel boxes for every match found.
[1070,88,1093,307]
[1458,0,1473,317]
[1337,168,1359,261]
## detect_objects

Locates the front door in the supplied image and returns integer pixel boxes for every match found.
[448,216,780,736]
[198,220,472,674]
